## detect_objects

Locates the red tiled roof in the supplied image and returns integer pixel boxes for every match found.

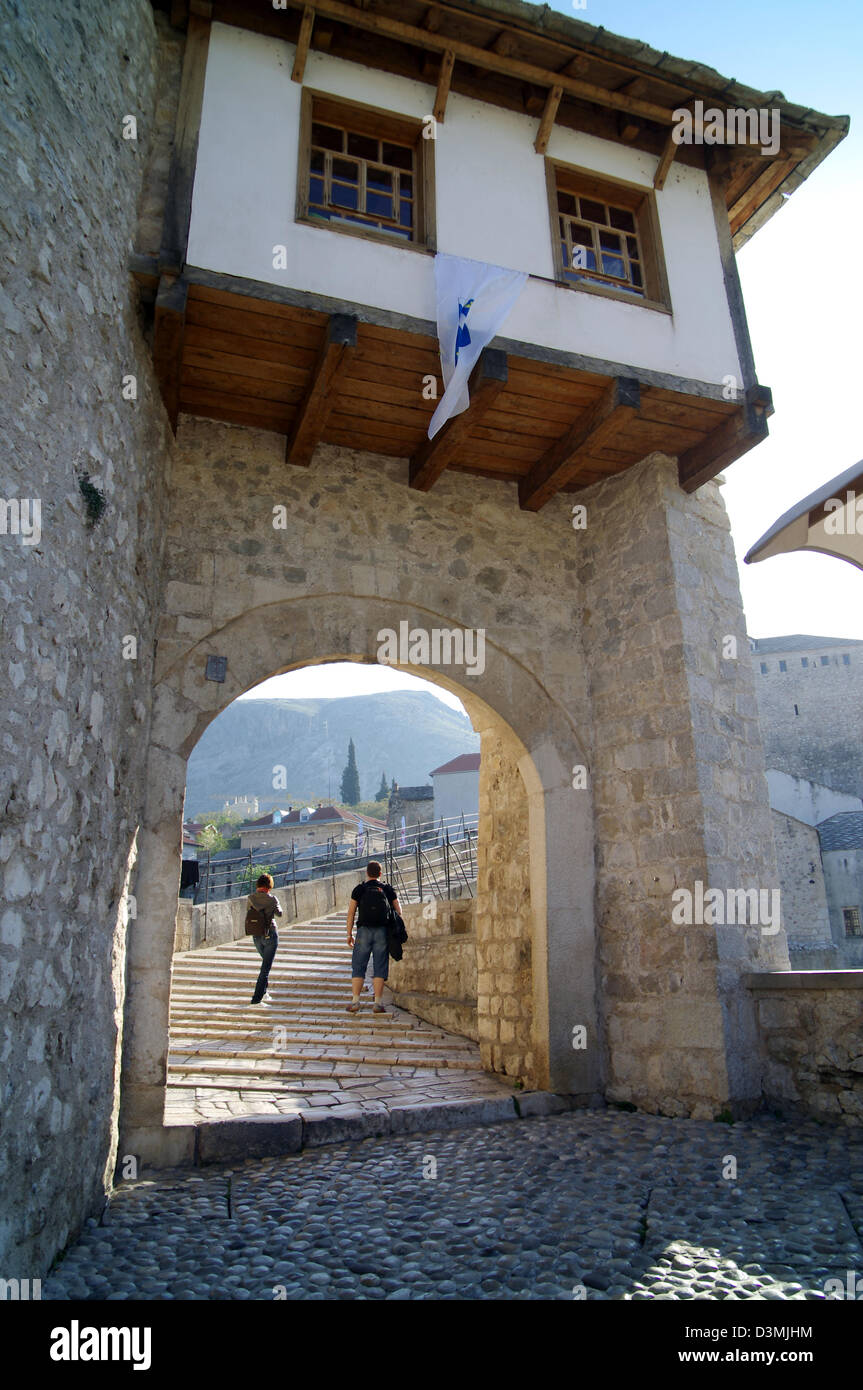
[430,753,481,776]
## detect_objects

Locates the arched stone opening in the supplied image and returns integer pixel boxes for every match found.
[118,593,598,1159]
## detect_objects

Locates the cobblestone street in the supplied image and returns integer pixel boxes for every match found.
[45,1110,863,1302]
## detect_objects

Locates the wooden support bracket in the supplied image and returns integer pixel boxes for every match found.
[434,50,455,123]
[678,384,773,492]
[654,127,678,189]
[519,376,641,511]
[153,275,188,433]
[285,314,357,466]
[292,6,315,83]
[409,349,508,492]
[535,85,563,155]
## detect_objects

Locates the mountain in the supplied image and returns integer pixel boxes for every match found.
[185,691,479,816]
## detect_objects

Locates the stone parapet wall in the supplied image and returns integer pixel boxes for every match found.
[173,866,361,952]
[387,898,477,1041]
[747,972,863,1124]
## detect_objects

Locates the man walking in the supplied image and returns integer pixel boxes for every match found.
[247,872,282,1005]
[346,860,400,1014]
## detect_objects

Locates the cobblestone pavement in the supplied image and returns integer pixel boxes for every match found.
[45,1110,863,1301]
[166,912,513,1124]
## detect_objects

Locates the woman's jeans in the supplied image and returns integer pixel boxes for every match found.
[251,929,278,1002]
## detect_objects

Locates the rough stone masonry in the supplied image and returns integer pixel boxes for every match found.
[0,1,174,1277]
[0,0,833,1289]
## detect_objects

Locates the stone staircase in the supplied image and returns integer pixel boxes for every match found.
[165,909,512,1124]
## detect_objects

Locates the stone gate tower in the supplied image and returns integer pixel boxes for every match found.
[0,0,847,1276]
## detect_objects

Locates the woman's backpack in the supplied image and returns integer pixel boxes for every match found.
[244,900,272,936]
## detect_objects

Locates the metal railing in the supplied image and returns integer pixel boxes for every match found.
[183,809,479,908]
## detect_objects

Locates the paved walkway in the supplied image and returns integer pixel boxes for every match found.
[44,1110,863,1300]
[166,910,513,1124]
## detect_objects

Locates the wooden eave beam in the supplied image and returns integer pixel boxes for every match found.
[534,85,563,155]
[677,384,773,492]
[434,50,455,123]
[409,349,508,492]
[285,313,357,466]
[159,12,211,276]
[653,127,678,189]
[519,377,641,512]
[153,275,188,432]
[292,5,315,83]
[263,0,697,130]
[729,157,797,231]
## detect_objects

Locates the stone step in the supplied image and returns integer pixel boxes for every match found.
[167,1050,480,1074]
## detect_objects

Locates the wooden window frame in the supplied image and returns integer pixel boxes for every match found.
[296,89,436,254]
[545,158,671,314]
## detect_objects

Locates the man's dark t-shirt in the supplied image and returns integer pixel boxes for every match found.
[352,880,397,927]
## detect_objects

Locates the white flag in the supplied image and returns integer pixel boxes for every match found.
[428,253,527,439]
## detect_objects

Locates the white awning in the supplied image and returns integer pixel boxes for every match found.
[744,459,863,572]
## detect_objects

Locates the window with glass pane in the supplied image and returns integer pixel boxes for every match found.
[557,186,645,296]
[843,907,863,938]
[306,117,416,242]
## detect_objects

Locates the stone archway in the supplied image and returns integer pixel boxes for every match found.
[118,593,598,1160]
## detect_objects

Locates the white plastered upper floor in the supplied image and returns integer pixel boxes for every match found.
[187,21,743,388]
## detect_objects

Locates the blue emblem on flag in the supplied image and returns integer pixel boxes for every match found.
[454,298,474,365]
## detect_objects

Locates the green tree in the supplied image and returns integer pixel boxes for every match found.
[340,738,361,806]
[237,862,277,888]
[197,824,228,854]
[375,771,389,800]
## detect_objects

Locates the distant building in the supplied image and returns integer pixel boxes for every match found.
[238,803,386,851]
[430,753,481,825]
[387,782,434,832]
[816,813,863,967]
[222,794,260,819]
[751,634,863,801]
[752,635,863,967]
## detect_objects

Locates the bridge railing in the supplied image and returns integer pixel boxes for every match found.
[183,810,479,907]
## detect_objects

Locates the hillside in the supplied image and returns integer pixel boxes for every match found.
[185,691,479,815]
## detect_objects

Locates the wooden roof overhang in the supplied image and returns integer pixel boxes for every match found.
[155,0,848,250]
[131,263,773,503]
[139,0,848,506]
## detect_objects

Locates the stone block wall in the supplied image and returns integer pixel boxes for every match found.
[770,810,834,958]
[387,897,477,1040]
[755,645,863,802]
[474,726,536,1082]
[172,865,362,952]
[578,454,788,1119]
[748,973,863,1124]
[0,2,172,1275]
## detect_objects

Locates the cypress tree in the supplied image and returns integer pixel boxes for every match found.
[376,771,389,800]
[340,738,361,805]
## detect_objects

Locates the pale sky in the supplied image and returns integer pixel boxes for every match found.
[245,0,861,712]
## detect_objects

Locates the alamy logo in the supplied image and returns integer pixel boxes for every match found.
[672,101,780,156]
[671,881,781,934]
[823,490,863,534]
[0,497,41,545]
[0,1277,41,1299]
[824,1271,862,1299]
[50,1321,152,1371]
[377,621,486,676]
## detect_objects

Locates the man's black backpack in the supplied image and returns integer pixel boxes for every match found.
[358,880,393,928]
